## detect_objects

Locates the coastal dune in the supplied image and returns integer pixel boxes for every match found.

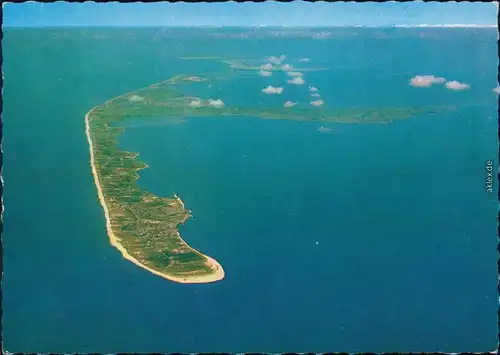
[85,107,225,283]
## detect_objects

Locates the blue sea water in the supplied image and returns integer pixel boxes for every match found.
[3,27,498,353]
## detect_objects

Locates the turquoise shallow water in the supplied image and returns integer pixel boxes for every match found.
[3,27,498,353]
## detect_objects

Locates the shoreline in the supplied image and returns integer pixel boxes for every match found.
[85,107,225,284]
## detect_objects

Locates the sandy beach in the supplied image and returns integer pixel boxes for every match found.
[85,108,225,284]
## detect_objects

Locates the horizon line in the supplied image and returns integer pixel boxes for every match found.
[3,24,498,29]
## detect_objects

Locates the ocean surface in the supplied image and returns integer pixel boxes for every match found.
[3,27,498,353]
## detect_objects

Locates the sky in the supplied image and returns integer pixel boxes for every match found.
[3,1,498,28]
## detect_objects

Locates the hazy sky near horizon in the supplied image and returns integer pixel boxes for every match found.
[3,1,498,28]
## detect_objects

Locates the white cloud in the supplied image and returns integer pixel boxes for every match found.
[309,86,319,92]
[262,85,284,94]
[493,86,500,94]
[312,31,334,39]
[398,24,497,28]
[188,98,224,108]
[299,58,310,62]
[268,57,280,65]
[268,55,286,65]
[267,57,281,65]
[261,63,273,70]
[208,99,225,107]
[128,94,145,102]
[445,80,470,91]
[284,101,297,108]
[311,100,324,107]
[188,99,203,107]
[287,71,303,77]
[259,70,273,77]
[318,126,332,133]
[311,92,321,97]
[281,64,294,71]
[287,77,305,85]
[409,75,446,87]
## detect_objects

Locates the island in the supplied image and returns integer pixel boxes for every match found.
[86,74,452,283]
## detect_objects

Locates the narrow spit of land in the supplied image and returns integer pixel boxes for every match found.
[86,115,224,283]
[86,74,451,283]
